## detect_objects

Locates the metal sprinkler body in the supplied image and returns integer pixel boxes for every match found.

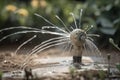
[24,67,33,80]
[70,29,87,68]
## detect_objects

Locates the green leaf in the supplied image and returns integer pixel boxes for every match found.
[98,17,113,28]
[109,38,120,51]
[100,28,116,35]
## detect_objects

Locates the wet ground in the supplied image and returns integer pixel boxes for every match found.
[0,48,120,80]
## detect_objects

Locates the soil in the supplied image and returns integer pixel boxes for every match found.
[0,47,120,80]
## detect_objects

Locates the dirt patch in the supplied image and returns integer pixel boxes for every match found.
[0,52,22,72]
[1,48,120,80]
[0,48,63,72]
[0,48,119,73]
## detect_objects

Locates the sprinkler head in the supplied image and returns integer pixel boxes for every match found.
[70,29,86,47]
[78,31,86,42]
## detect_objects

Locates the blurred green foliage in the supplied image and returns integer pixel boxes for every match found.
[109,38,120,51]
[0,70,2,80]
[0,0,120,48]
[116,63,120,72]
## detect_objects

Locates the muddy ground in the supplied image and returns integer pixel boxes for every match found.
[0,46,120,80]
[0,47,120,72]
